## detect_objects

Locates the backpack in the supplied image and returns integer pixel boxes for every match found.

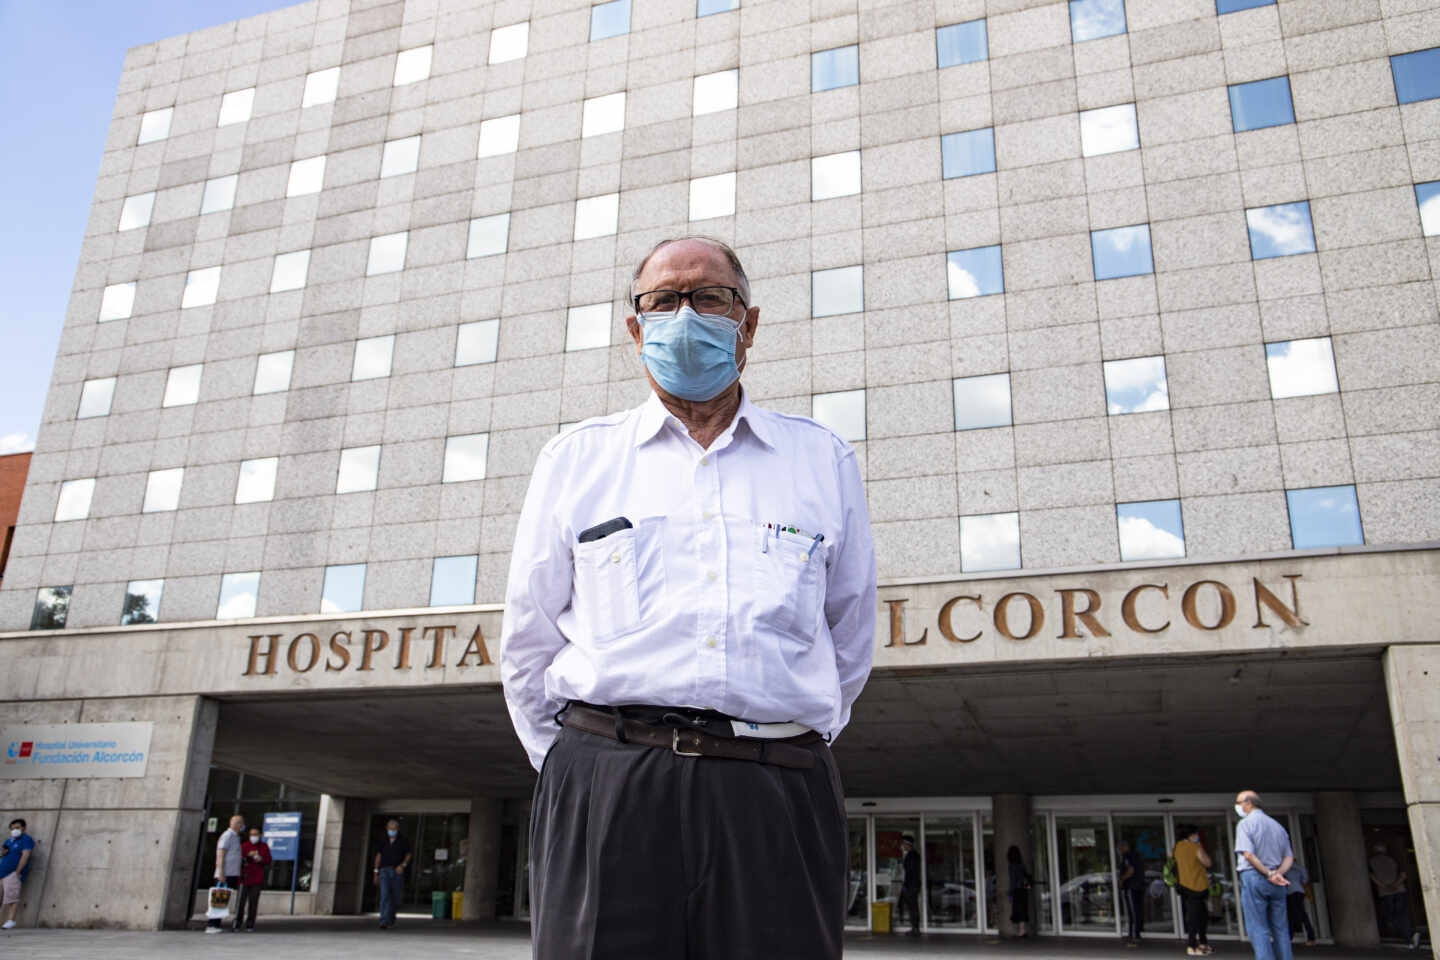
[1163,857,1179,888]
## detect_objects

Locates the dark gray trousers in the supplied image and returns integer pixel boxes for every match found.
[529,725,848,959]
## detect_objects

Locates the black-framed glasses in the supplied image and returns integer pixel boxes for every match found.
[633,286,744,315]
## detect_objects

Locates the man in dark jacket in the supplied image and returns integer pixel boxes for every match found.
[899,835,921,935]
[236,825,272,931]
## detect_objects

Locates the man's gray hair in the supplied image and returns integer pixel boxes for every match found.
[1240,790,1262,808]
[630,236,751,306]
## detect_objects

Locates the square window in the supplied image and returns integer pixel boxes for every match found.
[947,246,1004,299]
[99,282,136,322]
[937,20,988,68]
[583,92,626,137]
[302,66,341,107]
[566,303,612,352]
[698,0,737,14]
[235,457,278,504]
[1080,103,1139,157]
[694,69,738,115]
[163,364,203,407]
[1091,224,1154,280]
[812,151,861,200]
[490,22,529,63]
[812,265,864,317]
[138,107,172,145]
[118,192,155,231]
[961,512,1020,572]
[941,128,996,178]
[380,135,421,177]
[1287,485,1363,549]
[287,155,327,197]
[1246,201,1316,259]
[336,446,381,494]
[1217,0,1273,11]
[270,249,311,293]
[689,171,736,220]
[1104,355,1169,414]
[77,377,117,419]
[320,563,366,613]
[217,571,260,619]
[467,214,510,259]
[254,350,295,394]
[121,579,164,625]
[590,0,630,41]
[217,87,255,126]
[366,231,408,275]
[54,478,96,522]
[431,555,478,606]
[200,174,238,214]
[393,45,433,86]
[142,467,184,513]
[574,193,620,240]
[811,389,866,442]
[1228,76,1295,132]
[181,266,222,308]
[1392,47,1440,104]
[1418,181,1440,237]
[1265,337,1338,399]
[1117,499,1185,561]
[953,373,1011,430]
[478,114,521,156]
[30,586,71,630]
[812,45,859,92]
[456,319,500,366]
[1070,0,1126,42]
[352,335,395,381]
[443,433,490,483]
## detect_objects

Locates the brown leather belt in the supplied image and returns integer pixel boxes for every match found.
[561,703,820,770]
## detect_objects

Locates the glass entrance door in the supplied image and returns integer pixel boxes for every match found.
[924,816,979,930]
[1114,816,1173,936]
[846,817,869,928]
[1055,816,1115,932]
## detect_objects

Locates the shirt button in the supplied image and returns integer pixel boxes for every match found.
[706,570,718,582]
[703,510,714,521]
[705,635,718,648]
[701,456,710,466]
[610,553,621,564]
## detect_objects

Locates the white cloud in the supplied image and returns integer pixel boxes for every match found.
[1267,337,1338,399]
[1247,204,1314,256]
[1104,356,1169,414]
[1118,515,1185,561]
[1419,190,1439,237]
[217,590,257,619]
[0,432,33,454]
[961,512,1020,572]
[947,260,981,299]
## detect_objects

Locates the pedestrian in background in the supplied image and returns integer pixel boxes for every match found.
[1368,842,1420,950]
[1118,839,1145,945]
[1006,845,1031,938]
[898,835,920,936]
[236,824,271,932]
[1282,859,1316,947]
[0,818,35,930]
[1173,823,1214,956]
[207,815,245,934]
[373,818,411,930]
[1234,790,1294,960]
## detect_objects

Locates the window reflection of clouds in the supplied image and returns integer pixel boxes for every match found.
[947,246,1003,299]
[1266,337,1338,399]
[443,433,490,483]
[1091,224,1153,280]
[217,572,260,619]
[1416,181,1440,237]
[812,265,864,317]
[1070,0,1126,42]
[937,19,987,68]
[1287,485,1363,549]
[812,151,861,200]
[812,389,866,442]
[1117,500,1185,561]
[1079,103,1138,157]
[1104,356,1169,414]
[1246,201,1316,258]
[961,512,1020,572]
[430,556,478,607]
[953,373,1011,430]
[942,128,995,178]
[812,45,859,92]
[321,564,366,614]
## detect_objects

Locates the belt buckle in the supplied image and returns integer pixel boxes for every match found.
[672,728,704,758]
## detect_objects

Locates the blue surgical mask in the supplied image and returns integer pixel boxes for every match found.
[1234,804,1247,818]
[639,305,744,402]
[387,829,397,838]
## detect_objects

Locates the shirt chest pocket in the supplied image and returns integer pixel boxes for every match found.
[749,525,826,641]
[571,517,666,643]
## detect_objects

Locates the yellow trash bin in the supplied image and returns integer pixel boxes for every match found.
[871,901,891,934]
[451,891,464,919]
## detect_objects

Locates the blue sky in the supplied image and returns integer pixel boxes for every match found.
[0,0,296,455]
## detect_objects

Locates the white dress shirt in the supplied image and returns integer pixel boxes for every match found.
[500,390,877,770]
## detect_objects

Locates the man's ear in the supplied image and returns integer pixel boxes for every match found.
[741,305,759,347]
[626,314,643,353]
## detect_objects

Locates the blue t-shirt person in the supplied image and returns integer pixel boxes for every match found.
[0,833,35,882]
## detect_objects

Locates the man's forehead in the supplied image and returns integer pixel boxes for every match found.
[638,240,735,285]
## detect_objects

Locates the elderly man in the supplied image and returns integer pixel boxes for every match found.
[1233,790,1295,960]
[501,236,876,959]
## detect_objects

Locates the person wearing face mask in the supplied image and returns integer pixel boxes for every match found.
[207,814,245,933]
[373,819,411,930]
[235,825,271,932]
[0,819,35,929]
[1233,791,1295,960]
[501,236,877,960]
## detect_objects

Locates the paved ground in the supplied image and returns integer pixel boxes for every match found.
[0,916,1425,959]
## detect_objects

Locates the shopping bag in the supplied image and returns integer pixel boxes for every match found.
[207,884,234,919]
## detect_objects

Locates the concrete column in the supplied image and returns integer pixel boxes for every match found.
[1315,791,1380,947]
[462,797,502,921]
[1385,644,1440,952]
[992,794,1031,937]
[311,794,370,915]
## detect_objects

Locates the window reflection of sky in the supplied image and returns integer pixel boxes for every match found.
[1104,356,1169,414]
[1247,201,1316,259]
[937,19,987,68]
[1092,224,1153,280]
[321,564,366,614]
[1217,0,1274,11]
[1117,500,1185,561]
[218,572,260,619]
[942,128,996,178]
[947,246,1004,299]
[953,373,1011,430]
[431,556,478,607]
[1266,337,1338,398]
[1416,181,1440,237]
[961,512,1020,572]
[812,389,866,442]
[1229,76,1294,131]
[812,45,859,91]
[1070,0,1126,42]
[590,0,630,41]
[1391,47,1440,104]
[1288,485,1363,549]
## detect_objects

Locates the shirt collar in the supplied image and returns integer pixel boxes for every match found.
[634,388,776,451]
